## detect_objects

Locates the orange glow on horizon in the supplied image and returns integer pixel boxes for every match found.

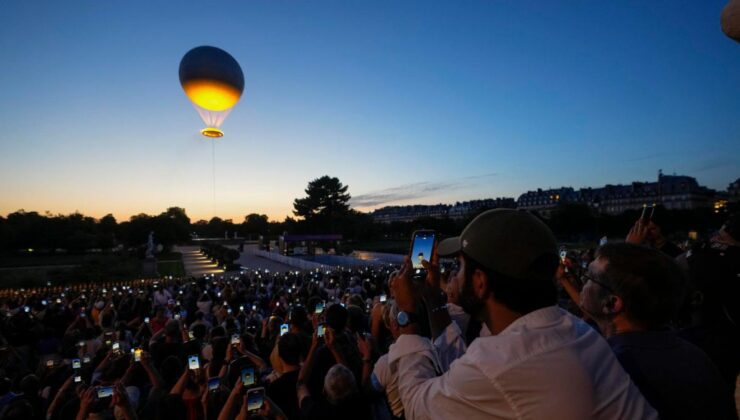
[182,79,242,111]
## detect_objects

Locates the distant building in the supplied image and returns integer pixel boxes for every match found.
[516,171,716,216]
[372,198,515,223]
[727,178,740,203]
[448,198,516,219]
[372,204,450,223]
[371,172,727,222]
[517,187,577,213]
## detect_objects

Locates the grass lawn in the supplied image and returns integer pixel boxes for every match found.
[157,260,186,277]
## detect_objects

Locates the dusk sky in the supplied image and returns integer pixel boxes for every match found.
[1,1,739,222]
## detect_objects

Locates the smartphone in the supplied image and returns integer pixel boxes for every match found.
[188,355,200,370]
[317,324,326,338]
[241,367,255,386]
[231,334,241,345]
[144,317,150,324]
[134,348,142,362]
[314,301,325,314]
[83,356,91,364]
[112,342,120,351]
[174,313,181,320]
[640,204,650,221]
[280,323,289,336]
[410,230,436,270]
[380,294,387,303]
[97,386,114,399]
[74,375,82,383]
[246,387,265,413]
[24,306,30,313]
[208,377,220,392]
[46,359,54,368]
[72,358,81,369]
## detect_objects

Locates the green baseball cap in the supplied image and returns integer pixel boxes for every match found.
[438,209,558,280]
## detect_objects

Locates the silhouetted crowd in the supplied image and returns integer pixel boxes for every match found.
[0,210,738,420]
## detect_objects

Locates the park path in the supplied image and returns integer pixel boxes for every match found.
[174,244,294,277]
[234,244,296,273]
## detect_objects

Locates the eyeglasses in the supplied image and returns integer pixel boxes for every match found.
[581,272,614,293]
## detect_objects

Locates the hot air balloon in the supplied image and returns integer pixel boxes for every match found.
[179,46,244,137]
[722,0,740,43]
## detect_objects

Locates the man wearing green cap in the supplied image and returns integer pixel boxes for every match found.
[388,209,656,419]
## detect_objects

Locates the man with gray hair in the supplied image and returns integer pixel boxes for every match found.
[324,364,358,404]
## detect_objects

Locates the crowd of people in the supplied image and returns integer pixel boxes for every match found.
[0,209,738,419]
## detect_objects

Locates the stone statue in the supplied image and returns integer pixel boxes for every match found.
[146,231,155,258]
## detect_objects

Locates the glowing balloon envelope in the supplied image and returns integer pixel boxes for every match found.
[722,0,740,43]
[179,46,244,137]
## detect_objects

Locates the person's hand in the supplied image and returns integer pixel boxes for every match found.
[231,373,244,395]
[356,332,371,360]
[420,251,442,293]
[325,327,336,351]
[646,221,666,248]
[79,387,96,413]
[139,350,151,369]
[112,382,130,408]
[555,258,576,286]
[390,257,420,313]
[59,374,75,392]
[226,341,234,361]
[258,396,285,418]
[311,313,320,330]
[626,219,649,245]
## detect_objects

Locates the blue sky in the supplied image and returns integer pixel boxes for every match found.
[1,0,738,221]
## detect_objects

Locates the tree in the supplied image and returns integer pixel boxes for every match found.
[293,176,351,232]
[242,213,269,237]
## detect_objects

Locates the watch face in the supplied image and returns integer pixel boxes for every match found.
[397,311,409,327]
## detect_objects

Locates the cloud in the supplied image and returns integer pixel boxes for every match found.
[462,172,499,180]
[351,181,457,207]
[689,156,739,173]
[623,153,674,163]
[351,172,499,208]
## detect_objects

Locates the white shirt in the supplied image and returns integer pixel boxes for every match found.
[372,354,404,417]
[388,306,657,420]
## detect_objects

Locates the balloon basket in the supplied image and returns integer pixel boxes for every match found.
[200,128,224,138]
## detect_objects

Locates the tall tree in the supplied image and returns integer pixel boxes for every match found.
[242,213,269,237]
[293,176,351,221]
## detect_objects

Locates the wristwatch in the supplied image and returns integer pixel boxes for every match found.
[396,311,419,327]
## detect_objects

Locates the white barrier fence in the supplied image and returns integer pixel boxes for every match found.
[254,250,404,270]
[254,250,328,270]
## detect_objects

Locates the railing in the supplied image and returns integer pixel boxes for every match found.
[254,250,328,270]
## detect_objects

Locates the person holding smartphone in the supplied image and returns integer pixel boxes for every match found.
[388,209,657,419]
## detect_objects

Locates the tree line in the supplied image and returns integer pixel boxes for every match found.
[1,175,731,256]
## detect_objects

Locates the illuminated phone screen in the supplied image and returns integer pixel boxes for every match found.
[410,232,436,269]
[97,386,114,398]
[188,355,199,370]
[241,367,255,386]
[247,388,264,412]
